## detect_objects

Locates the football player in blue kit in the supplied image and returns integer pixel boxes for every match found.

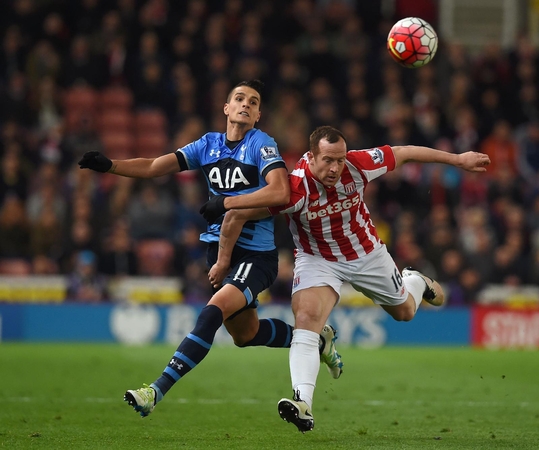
[78,80,343,418]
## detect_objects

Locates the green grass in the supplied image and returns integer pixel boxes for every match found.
[0,344,537,449]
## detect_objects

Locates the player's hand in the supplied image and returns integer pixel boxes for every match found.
[208,261,229,289]
[200,195,227,223]
[78,151,113,173]
[458,151,491,172]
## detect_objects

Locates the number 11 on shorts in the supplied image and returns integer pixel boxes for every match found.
[233,262,253,283]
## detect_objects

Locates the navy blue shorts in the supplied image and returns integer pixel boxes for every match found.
[207,243,278,318]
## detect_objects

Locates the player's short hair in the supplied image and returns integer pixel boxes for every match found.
[309,126,347,155]
[227,80,264,103]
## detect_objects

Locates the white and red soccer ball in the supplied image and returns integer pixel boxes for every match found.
[387,17,438,68]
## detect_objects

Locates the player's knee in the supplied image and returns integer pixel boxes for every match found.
[233,337,249,347]
[229,327,257,347]
[294,309,321,328]
[391,309,415,322]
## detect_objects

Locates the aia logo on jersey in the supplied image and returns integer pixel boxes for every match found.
[202,159,259,193]
[208,166,250,190]
[260,145,277,160]
[344,182,355,194]
[368,148,384,165]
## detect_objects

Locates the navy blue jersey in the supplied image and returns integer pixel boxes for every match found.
[175,128,286,251]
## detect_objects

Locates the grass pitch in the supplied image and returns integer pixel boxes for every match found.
[0,344,537,449]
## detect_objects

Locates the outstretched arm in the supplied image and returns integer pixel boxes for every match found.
[79,152,180,178]
[208,208,271,288]
[392,146,491,172]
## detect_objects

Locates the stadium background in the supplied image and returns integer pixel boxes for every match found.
[0,0,538,348]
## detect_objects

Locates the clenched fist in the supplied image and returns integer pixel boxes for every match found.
[78,151,113,173]
[200,195,227,223]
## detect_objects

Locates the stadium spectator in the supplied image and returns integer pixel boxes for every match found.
[462,227,495,283]
[479,119,519,179]
[0,143,29,203]
[67,249,108,302]
[126,180,175,240]
[40,12,71,54]
[60,34,107,89]
[517,120,539,183]
[98,218,137,277]
[0,194,31,259]
[60,218,96,272]
[26,179,66,224]
[132,61,175,116]
[172,178,207,240]
[31,253,59,274]
[0,25,26,83]
[213,125,491,432]
[29,205,64,259]
[61,114,104,169]
[25,40,61,94]
[0,72,35,127]
[31,78,63,135]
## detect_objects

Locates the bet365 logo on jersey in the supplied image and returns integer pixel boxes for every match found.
[306,196,359,220]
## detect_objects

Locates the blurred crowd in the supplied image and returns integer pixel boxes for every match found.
[0,0,538,305]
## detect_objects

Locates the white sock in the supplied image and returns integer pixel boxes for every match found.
[403,273,425,312]
[289,329,320,410]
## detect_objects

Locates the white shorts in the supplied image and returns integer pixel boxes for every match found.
[292,245,408,307]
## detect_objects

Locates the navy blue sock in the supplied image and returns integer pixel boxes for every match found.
[152,304,223,399]
[242,318,293,348]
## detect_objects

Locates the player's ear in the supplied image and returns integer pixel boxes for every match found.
[256,111,261,123]
[307,151,314,162]
[223,103,229,116]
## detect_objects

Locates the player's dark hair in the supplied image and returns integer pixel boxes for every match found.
[227,79,264,103]
[309,126,347,155]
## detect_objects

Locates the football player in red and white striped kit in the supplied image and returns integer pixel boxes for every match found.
[207,125,491,432]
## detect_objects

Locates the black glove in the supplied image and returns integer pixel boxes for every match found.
[199,195,227,223]
[78,151,113,173]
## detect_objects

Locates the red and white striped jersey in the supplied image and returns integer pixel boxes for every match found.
[269,145,396,262]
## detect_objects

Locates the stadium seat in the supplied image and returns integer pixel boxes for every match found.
[63,109,98,133]
[100,86,134,111]
[64,86,99,113]
[135,239,175,276]
[98,110,134,134]
[134,132,169,158]
[100,132,135,159]
[134,109,168,134]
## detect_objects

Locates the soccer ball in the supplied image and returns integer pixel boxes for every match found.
[387,17,438,68]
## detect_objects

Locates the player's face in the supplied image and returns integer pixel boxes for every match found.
[224,87,261,128]
[308,138,347,188]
